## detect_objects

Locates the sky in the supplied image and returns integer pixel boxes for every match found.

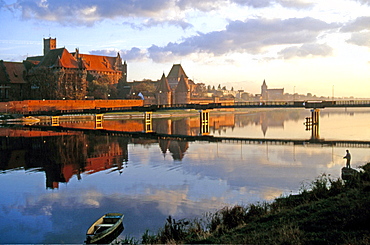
[1,0,370,98]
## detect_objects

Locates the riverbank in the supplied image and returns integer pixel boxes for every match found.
[122,163,370,244]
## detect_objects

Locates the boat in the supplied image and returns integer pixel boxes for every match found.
[85,213,124,244]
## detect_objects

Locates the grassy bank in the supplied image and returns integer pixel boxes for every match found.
[121,163,370,244]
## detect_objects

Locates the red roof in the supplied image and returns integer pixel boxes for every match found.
[38,48,79,69]
[79,54,117,72]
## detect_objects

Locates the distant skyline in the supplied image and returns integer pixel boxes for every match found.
[1,0,370,98]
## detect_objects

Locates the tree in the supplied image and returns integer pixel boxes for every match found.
[28,67,59,99]
[87,74,111,99]
[28,67,87,99]
[132,82,156,94]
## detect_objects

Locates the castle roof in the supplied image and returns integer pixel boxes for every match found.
[167,64,188,79]
[78,53,119,72]
[175,75,190,92]
[29,47,122,73]
[38,48,79,69]
[156,73,171,93]
[0,61,27,84]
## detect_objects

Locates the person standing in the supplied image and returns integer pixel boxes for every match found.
[343,150,351,168]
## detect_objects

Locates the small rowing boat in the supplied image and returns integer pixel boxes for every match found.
[85,213,124,244]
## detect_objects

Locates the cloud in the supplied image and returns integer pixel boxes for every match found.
[353,0,370,5]
[89,49,119,57]
[340,16,370,32]
[341,16,370,48]
[8,0,315,26]
[120,47,148,61]
[145,17,339,62]
[89,47,147,61]
[346,32,370,47]
[10,0,179,26]
[277,43,333,59]
[233,0,314,9]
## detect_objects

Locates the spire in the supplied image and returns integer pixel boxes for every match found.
[175,74,189,92]
[157,73,171,93]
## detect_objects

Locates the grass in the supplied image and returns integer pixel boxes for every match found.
[119,163,370,244]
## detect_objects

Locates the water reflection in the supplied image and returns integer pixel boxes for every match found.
[1,109,370,243]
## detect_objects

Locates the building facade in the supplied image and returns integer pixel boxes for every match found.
[0,61,29,101]
[261,80,284,100]
[26,37,127,100]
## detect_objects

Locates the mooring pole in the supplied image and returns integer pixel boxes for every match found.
[51,116,59,126]
[311,109,320,140]
[199,110,210,135]
[95,114,103,129]
[144,111,153,132]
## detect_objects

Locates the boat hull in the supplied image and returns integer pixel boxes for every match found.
[86,213,124,244]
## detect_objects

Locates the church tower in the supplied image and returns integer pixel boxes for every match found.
[261,80,268,100]
[43,37,56,55]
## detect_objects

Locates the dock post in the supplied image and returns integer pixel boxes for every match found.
[95,114,103,129]
[51,116,59,126]
[200,110,210,135]
[144,111,153,132]
[311,109,320,140]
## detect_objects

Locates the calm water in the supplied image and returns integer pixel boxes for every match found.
[1,108,370,243]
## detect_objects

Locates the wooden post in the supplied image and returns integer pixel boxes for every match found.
[200,110,210,135]
[51,116,59,126]
[311,109,320,140]
[144,111,153,132]
[95,114,103,129]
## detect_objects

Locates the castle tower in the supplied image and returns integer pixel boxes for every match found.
[174,74,190,104]
[167,64,188,89]
[43,37,56,55]
[122,60,127,83]
[156,73,171,105]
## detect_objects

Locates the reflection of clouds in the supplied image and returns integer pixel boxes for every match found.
[183,143,347,198]
[23,190,104,215]
[2,183,228,243]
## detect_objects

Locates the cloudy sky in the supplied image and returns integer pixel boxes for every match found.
[1,0,370,98]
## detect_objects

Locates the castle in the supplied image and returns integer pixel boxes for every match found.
[0,37,235,104]
[0,37,127,101]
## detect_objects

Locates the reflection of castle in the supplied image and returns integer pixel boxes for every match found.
[0,130,128,189]
[0,113,237,185]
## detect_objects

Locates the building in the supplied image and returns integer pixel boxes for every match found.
[25,38,127,100]
[151,64,234,105]
[0,60,28,101]
[261,80,284,100]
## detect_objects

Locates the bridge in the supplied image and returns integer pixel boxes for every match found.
[19,99,370,116]
[5,99,370,142]
[23,124,370,149]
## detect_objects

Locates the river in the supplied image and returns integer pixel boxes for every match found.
[1,108,369,243]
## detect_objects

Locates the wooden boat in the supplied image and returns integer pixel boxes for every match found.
[85,213,124,244]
